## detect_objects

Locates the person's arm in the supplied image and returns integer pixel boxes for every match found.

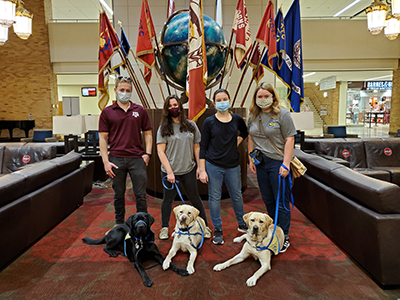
[247,135,256,174]
[157,143,175,183]
[99,132,118,178]
[237,115,248,146]
[279,135,294,178]
[142,130,152,166]
[194,143,201,179]
[199,120,210,183]
[199,158,208,183]
[237,136,243,147]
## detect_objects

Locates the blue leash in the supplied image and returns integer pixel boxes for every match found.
[280,164,294,211]
[162,175,185,203]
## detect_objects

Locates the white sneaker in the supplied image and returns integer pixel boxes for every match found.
[159,227,169,240]
[204,226,212,239]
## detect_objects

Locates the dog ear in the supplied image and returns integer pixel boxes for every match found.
[264,213,273,226]
[173,205,182,216]
[243,212,252,226]
[147,213,155,227]
[191,207,200,219]
[125,215,133,228]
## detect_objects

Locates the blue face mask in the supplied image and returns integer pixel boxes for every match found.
[117,92,131,104]
[215,100,230,113]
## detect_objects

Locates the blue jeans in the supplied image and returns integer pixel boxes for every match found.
[109,156,148,224]
[206,161,245,231]
[256,154,291,235]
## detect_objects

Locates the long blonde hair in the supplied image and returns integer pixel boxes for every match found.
[249,82,280,122]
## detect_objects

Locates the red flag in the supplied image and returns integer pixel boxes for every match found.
[136,0,155,69]
[187,0,207,121]
[98,12,120,111]
[249,42,264,84]
[144,66,152,84]
[255,1,276,69]
[232,0,251,69]
[167,0,175,19]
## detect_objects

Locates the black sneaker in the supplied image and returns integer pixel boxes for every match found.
[238,224,248,233]
[213,229,224,245]
[281,236,290,253]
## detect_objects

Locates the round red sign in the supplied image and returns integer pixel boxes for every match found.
[384,148,392,156]
[22,155,31,163]
[342,149,350,158]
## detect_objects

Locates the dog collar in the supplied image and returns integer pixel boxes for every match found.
[247,232,281,255]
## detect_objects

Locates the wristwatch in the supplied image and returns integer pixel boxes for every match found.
[145,153,152,158]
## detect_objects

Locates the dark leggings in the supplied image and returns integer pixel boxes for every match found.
[161,168,208,228]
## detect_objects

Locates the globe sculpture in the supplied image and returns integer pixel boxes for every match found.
[157,10,230,90]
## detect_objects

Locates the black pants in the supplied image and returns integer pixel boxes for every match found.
[161,168,208,228]
[109,156,147,224]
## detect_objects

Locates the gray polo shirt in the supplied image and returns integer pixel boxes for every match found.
[156,120,201,175]
[248,106,297,161]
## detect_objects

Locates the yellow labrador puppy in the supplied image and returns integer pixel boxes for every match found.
[162,204,206,274]
[213,212,284,287]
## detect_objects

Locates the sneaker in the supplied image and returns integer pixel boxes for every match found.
[204,226,212,239]
[212,229,224,245]
[281,236,290,253]
[159,227,169,240]
[238,224,248,233]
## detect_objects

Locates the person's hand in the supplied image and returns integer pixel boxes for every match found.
[279,164,289,178]
[199,170,208,183]
[142,154,150,166]
[248,160,257,174]
[196,167,201,180]
[167,172,175,183]
[104,161,118,178]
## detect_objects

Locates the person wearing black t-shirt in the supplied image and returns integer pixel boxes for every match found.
[199,89,248,245]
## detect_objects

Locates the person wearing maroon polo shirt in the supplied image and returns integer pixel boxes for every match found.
[99,76,153,227]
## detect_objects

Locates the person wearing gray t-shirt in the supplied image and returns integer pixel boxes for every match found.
[156,95,211,240]
[247,83,297,253]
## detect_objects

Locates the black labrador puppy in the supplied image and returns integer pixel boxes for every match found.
[82,212,188,287]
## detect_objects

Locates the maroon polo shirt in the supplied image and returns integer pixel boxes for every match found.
[99,101,152,158]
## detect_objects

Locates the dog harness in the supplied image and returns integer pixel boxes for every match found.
[247,231,281,255]
[124,220,154,257]
[174,216,204,250]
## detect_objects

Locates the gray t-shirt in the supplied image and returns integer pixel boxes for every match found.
[156,120,201,175]
[248,106,297,161]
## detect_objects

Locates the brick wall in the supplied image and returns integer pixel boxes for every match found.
[304,82,340,126]
[0,0,57,138]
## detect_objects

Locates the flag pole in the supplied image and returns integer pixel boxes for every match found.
[218,32,233,89]
[231,41,256,107]
[240,46,266,107]
[153,68,166,102]
[129,48,158,108]
[117,49,150,108]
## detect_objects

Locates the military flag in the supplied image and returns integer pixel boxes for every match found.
[187,0,207,121]
[167,0,175,19]
[98,12,120,111]
[255,1,276,69]
[232,0,252,69]
[136,0,155,71]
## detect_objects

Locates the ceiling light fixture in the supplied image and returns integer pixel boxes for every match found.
[303,72,316,78]
[334,0,361,17]
[0,0,32,45]
[365,74,393,80]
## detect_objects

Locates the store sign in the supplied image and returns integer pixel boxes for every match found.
[320,105,328,116]
[320,76,337,91]
[365,81,392,90]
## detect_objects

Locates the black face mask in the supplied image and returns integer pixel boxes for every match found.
[169,107,180,118]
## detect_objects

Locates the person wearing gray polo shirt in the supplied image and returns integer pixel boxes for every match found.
[156,95,211,240]
[247,82,297,253]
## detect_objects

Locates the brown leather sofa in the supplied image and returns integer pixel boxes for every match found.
[293,148,400,286]
[314,138,400,185]
[0,143,94,269]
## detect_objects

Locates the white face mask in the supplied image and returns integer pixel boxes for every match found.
[117,92,131,104]
[256,97,273,109]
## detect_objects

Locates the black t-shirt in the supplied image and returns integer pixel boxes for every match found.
[200,114,248,168]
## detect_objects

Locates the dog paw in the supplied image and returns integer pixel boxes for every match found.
[143,278,153,287]
[162,260,171,270]
[213,264,225,271]
[187,266,195,275]
[233,237,241,243]
[246,276,258,287]
[178,268,189,276]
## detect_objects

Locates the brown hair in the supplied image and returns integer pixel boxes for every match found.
[160,95,195,137]
[115,76,133,90]
[249,82,280,122]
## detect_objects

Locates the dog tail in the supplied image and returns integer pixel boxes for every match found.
[82,236,106,245]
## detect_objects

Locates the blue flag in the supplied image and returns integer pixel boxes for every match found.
[261,0,304,112]
[120,27,131,57]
